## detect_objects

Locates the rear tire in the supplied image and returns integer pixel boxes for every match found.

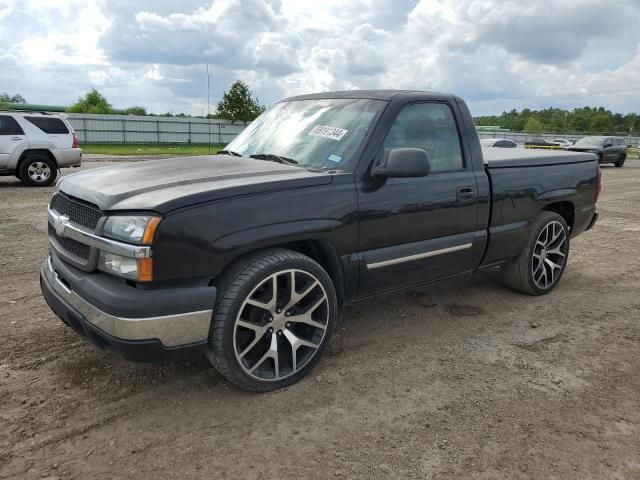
[19,153,57,186]
[206,248,338,392]
[502,212,569,295]
[615,154,625,167]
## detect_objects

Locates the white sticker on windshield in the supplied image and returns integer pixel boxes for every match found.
[308,125,348,141]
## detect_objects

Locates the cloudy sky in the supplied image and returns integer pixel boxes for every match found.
[1,0,639,116]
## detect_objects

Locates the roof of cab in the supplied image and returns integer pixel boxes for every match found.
[280,90,451,102]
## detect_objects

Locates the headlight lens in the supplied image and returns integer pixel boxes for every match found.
[98,252,138,280]
[102,215,160,244]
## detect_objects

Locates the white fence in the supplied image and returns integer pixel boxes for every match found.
[66,113,248,145]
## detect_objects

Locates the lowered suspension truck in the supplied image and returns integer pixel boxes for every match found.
[41,90,600,391]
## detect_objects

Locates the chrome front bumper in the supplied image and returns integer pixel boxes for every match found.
[42,256,212,348]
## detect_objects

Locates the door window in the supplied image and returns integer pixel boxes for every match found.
[0,115,24,135]
[383,103,464,172]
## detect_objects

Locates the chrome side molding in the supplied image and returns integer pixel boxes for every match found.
[366,243,473,270]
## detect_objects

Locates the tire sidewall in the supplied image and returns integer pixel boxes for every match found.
[20,154,57,187]
[525,213,570,295]
[211,251,338,391]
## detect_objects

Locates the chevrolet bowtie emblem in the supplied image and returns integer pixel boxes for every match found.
[54,215,69,236]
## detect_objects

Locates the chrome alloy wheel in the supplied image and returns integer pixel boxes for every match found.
[531,220,567,290]
[233,269,329,381]
[27,161,51,183]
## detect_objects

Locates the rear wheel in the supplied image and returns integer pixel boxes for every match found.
[502,212,569,295]
[19,153,57,186]
[615,154,626,167]
[206,248,337,391]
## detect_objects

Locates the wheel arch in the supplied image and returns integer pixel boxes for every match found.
[542,201,575,231]
[279,239,345,306]
[17,149,59,172]
[214,237,346,307]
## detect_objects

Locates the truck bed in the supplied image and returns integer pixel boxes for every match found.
[482,147,596,168]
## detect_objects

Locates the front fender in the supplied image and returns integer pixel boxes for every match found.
[213,219,343,254]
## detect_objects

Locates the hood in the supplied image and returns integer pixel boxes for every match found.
[58,155,333,213]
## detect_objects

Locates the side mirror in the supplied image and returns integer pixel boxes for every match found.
[373,148,431,179]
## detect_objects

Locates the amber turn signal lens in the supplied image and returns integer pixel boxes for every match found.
[142,216,162,244]
[137,258,153,282]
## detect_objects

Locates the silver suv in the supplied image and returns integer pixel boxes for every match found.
[0,111,82,186]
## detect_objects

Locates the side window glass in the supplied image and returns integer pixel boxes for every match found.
[383,103,464,172]
[24,116,69,134]
[0,115,25,135]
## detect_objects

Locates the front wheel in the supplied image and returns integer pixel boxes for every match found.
[502,212,570,295]
[615,154,625,167]
[206,248,337,391]
[19,154,58,186]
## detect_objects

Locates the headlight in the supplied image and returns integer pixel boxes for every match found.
[98,252,153,282]
[102,215,161,244]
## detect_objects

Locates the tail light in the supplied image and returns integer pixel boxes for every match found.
[595,166,602,203]
[72,132,80,148]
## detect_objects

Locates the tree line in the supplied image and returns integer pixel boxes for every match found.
[474,107,639,135]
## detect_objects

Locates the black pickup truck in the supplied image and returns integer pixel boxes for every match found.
[41,91,600,391]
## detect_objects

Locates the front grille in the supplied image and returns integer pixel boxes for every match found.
[50,193,102,231]
[48,224,91,260]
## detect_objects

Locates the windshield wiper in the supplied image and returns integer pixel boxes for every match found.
[250,153,299,166]
[216,149,243,157]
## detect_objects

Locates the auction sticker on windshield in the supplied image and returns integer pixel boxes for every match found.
[308,125,348,141]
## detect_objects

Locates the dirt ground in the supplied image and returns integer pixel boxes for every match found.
[1,157,639,480]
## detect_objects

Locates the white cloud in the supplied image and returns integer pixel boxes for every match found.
[0,0,639,115]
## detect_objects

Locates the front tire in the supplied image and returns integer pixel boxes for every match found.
[206,248,338,392]
[615,154,626,167]
[502,212,570,295]
[19,154,57,186]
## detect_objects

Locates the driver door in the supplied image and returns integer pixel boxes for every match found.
[356,102,486,298]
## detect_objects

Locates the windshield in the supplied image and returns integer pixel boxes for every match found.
[574,137,605,147]
[224,98,386,170]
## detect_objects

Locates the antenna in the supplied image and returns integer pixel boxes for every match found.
[207,64,211,155]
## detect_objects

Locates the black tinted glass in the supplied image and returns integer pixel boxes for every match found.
[25,116,69,134]
[0,115,24,135]
[384,103,464,172]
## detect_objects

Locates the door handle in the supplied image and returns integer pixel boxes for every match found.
[11,136,23,141]
[456,186,476,203]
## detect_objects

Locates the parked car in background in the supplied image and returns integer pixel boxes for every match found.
[524,138,562,149]
[40,90,600,391]
[568,136,627,167]
[480,138,519,148]
[0,111,82,186]
[553,138,574,148]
